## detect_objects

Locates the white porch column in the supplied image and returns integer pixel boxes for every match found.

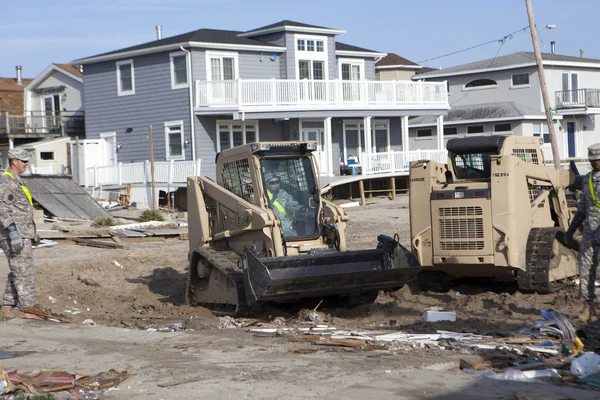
[363,116,372,153]
[436,115,445,150]
[402,116,409,152]
[325,117,333,177]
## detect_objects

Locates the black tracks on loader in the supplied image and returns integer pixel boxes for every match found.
[517,227,567,294]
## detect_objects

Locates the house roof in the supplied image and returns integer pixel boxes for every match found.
[414,52,600,79]
[336,42,380,54]
[0,77,33,112]
[376,53,420,68]
[239,20,345,37]
[55,63,83,78]
[76,28,282,63]
[409,101,545,126]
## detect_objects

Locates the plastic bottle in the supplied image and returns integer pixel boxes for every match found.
[0,380,7,394]
[570,352,600,378]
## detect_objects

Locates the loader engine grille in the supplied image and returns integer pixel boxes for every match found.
[221,158,254,204]
[438,206,485,251]
[512,148,540,165]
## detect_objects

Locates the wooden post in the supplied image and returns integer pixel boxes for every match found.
[149,125,157,210]
[75,136,80,184]
[390,177,396,200]
[359,179,365,206]
[368,179,373,198]
[525,0,561,169]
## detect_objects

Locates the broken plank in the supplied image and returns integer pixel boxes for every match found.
[72,238,126,249]
[157,376,207,388]
[121,237,166,243]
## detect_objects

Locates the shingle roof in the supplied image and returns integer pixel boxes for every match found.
[414,52,600,78]
[55,63,82,77]
[336,42,379,53]
[0,77,33,92]
[244,20,335,33]
[0,77,33,112]
[409,101,544,125]
[82,28,279,60]
[376,53,419,67]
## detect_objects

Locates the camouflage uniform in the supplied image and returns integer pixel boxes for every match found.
[568,143,600,302]
[0,150,36,310]
[264,172,304,237]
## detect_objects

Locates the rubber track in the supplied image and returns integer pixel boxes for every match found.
[517,227,563,294]
[188,247,248,316]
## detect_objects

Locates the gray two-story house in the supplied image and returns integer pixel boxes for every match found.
[409,50,600,165]
[72,20,448,195]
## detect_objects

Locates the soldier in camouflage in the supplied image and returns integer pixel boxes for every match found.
[0,148,37,320]
[566,142,600,323]
[264,172,306,237]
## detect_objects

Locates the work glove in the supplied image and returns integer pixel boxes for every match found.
[565,211,585,247]
[5,223,23,256]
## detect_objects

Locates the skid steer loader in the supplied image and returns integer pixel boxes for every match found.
[409,135,579,293]
[187,141,419,316]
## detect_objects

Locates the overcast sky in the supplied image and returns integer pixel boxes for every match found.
[2,0,597,78]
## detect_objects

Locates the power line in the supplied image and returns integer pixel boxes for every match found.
[417,26,530,65]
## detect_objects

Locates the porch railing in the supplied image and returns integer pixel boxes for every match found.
[555,89,600,109]
[85,160,202,187]
[360,149,448,175]
[0,111,85,136]
[196,79,448,109]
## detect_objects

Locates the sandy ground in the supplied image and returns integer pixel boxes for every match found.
[0,194,598,399]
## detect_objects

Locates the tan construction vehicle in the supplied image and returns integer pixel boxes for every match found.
[409,135,578,293]
[187,141,419,315]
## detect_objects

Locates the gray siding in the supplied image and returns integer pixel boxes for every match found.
[246,32,287,79]
[83,51,192,163]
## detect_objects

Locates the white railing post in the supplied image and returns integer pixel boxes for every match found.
[390,150,396,172]
[236,78,242,107]
[118,162,123,185]
[93,165,98,187]
[271,78,277,107]
[144,160,148,183]
[169,160,174,184]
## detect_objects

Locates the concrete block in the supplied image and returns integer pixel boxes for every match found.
[423,310,456,322]
[33,209,45,225]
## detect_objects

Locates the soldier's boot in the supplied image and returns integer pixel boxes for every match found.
[0,306,14,321]
[579,300,596,324]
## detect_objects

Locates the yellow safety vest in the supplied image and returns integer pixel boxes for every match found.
[590,173,600,208]
[267,190,287,216]
[3,171,33,205]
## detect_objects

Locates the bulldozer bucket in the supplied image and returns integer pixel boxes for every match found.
[242,247,418,306]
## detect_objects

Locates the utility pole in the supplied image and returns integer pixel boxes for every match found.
[525,0,561,169]
[149,124,157,210]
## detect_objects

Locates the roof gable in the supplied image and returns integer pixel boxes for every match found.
[376,53,420,68]
[239,20,345,37]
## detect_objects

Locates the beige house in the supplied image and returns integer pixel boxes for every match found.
[376,53,434,81]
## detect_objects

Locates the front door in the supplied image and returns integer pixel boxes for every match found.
[567,122,576,158]
[41,95,60,133]
[301,128,327,175]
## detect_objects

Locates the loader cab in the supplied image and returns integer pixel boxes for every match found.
[260,155,320,241]
[447,136,506,181]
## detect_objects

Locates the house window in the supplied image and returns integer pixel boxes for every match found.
[295,35,327,80]
[417,129,432,138]
[533,122,550,144]
[512,73,529,86]
[299,60,324,80]
[467,125,484,134]
[340,59,363,81]
[40,151,54,160]
[494,123,512,133]
[373,120,390,152]
[116,59,135,96]
[217,121,259,152]
[562,72,579,103]
[170,52,188,89]
[164,121,184,160]
[464,79,497,89]
[207,52,238,81]
[444,127,458,135]
[343,122,363,163]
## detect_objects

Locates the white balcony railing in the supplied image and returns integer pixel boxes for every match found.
[195,79,448,110]
[555,89,600,109]
[360,149,448,175]
[85,160,202,187]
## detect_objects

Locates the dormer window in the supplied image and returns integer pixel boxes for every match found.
[464,79,497,89]
[297,38,324,52]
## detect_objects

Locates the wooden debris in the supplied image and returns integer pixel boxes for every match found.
[157,376,207,388]
[72,238,127,249]
[292,348,319,354]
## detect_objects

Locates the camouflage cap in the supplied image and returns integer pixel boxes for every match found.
[8,148,32,162]
[589,143,600,161]
[264,171,280,183]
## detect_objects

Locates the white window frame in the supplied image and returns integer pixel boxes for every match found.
[164,120,185,161]
[533,122,550,144]
[416,128,433,138]
[205,51,239,81]
[510,73,530,88]
[463,79,497,91]
[294,34,328,80]
[170,51,188,90]
[116,59,135,96]
[444,126,458,136]
[342,120,364,163]
[467,125,484,134]
[493,123,512,133]
[338,58,365,81]
[216,120,259,153]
